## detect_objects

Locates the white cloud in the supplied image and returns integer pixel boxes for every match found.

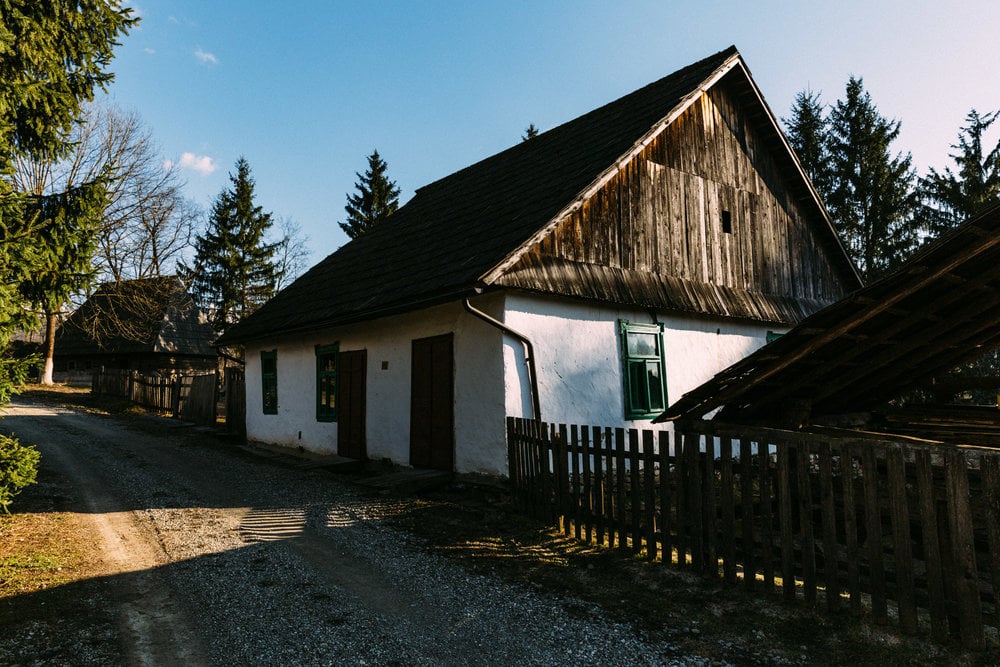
[143,47,155,54]
[162,158,174,170]
[194,48,218,65]
[175,152,217,175]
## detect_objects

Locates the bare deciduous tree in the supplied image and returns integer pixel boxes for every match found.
[271,216,311,291]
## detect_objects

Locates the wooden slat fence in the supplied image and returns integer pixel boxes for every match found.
[506,416,1000,648]
[92,369,217,426]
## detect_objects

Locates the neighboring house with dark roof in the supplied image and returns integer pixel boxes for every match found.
[54,276,216,383]
[217,46,861,476]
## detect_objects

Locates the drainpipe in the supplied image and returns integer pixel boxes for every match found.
[462,296,541,422]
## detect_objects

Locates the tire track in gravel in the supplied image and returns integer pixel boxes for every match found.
[2,402,210,666]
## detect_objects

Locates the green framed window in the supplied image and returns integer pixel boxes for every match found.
[316,343,339,422]
[619,320,667,419]
[261,350,278,414]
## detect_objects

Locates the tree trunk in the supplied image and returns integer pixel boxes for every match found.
[41,310,57,385]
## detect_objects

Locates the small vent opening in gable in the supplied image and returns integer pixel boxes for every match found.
[721,210,732,234]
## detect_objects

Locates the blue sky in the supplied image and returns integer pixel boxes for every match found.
[104,1,1000,266]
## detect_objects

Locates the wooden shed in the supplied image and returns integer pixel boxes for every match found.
[54,276,217,383]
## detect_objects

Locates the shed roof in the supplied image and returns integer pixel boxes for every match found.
[56,276,216,357]
[219,46,856,345]
[660,202,1000,425]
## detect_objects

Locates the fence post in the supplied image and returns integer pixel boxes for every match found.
[944,449,984,648]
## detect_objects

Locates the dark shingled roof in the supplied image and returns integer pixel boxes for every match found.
[56,276,215,357]
[218,47,753,345]
[659,202,1000,425]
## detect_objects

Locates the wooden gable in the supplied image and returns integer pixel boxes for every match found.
[495,68,857,324]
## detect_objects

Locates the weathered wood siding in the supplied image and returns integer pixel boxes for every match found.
[499,82,852,321]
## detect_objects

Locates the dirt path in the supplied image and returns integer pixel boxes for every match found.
[0,395,696,665]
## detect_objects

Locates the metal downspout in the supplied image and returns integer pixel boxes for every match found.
[462,297,541,422]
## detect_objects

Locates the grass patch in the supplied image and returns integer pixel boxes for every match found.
[0,512,89,596]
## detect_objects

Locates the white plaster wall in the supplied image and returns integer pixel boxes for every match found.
[244,297,507,475]
[501,292,783,429]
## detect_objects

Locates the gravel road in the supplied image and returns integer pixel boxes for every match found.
[1,396,720,666]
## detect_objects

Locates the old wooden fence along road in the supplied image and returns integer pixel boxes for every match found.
[92,369,217,425]
[507,416,1000,648]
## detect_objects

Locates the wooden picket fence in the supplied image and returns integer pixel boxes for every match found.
[506,416,1000,648]
[92,369,217,426]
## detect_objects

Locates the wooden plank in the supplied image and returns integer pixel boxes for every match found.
[862,446,888,625]
[581,425,593,544]
[688,432,704,571]
[643,430,656,561]
[704,434,718,576]
[944,449,984,648]
[570,424,580,540]
[797,442,817,604]
[720,437,737,584]
[675,429,688,566]
[981,454,1000,631]
[594,427,606,546]
[629,429,642,553]
[615,428,627,551]
[659,430,673,565]
[554,423,567,533]
[818,442,839,612]
[603,427,615,548]
[740,437,756,590]
[778,442,795,600]
[887,446,917,635]
[759,440,775,593]
[840,444,861,614]
[915,449,948,643]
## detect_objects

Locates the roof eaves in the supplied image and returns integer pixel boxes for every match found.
[478,49,744,287]
[216,285,481,347]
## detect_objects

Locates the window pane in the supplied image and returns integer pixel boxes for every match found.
[628,360,648,411]
[627,332,658,357]
[321,353,336,372]
[262,357,276,374]
[647,362,663,410]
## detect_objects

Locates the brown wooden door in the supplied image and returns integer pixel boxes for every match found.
[337,349,367,460]
[410,334,454,471]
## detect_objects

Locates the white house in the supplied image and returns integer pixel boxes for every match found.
[217,46,861,477]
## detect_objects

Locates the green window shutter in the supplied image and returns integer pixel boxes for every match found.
[316,343,339,422]
[261,350,278,415]
[619,320,667,419]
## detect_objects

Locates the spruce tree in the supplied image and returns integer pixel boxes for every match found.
[825,77,919,282]
[339,150,400,239]
[18,183,109,384]
[784,90,833,200]
[0,1,135,399]
[920,109,1000,236]
[184,158,282,332]
[522,124,540,141]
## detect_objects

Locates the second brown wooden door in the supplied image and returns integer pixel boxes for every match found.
[337,349,367,460]
[409,334,454,471]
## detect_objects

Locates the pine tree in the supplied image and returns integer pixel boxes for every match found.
[920,109,1000,236]
[0,1,135,399]
[783,90,833,200]
[18,183,109,384]
[183,158,282,332]
[825,77,919,282]
[339,150,400,239]
[522,124,540,141]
